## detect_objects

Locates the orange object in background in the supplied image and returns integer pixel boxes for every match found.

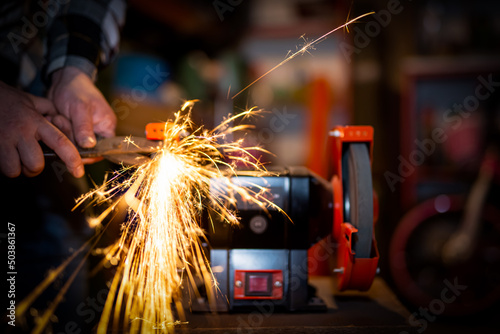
[306,77,333,178]
[306,77,334,276]
[145,122,177,141]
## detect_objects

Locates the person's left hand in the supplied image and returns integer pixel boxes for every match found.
[48,66,117,154]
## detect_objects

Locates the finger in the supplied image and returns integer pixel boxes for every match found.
[93,105,117,138]
[52,114,75,143]
[31,95,57,116]
[0,144,21,178]
[17,138,44,177]
[37,122,84,178]
[70,101,96,148]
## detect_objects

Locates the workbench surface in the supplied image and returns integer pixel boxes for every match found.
[179,277,415,333]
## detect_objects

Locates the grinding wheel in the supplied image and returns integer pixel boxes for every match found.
[342,143,373,258]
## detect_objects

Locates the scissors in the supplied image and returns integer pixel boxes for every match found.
[43,136,162,166]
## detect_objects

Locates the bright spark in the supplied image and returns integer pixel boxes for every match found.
[231,12,375,100]
[92,105,281,333]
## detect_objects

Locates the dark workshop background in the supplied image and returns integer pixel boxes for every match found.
[90,0,500,328]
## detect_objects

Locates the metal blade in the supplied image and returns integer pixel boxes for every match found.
[103,153,153,166]
[78,136,161,158]
[43,136,162,166]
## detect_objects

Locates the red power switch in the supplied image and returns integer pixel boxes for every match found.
[234,270,283,300]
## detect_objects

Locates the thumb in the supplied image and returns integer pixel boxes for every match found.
[70,101,96,148]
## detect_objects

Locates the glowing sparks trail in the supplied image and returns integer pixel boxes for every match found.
[18,103,280,334]
[231,12,375,100]
[88,106,280,333]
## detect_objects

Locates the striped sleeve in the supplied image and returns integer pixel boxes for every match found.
[45,0,126,82]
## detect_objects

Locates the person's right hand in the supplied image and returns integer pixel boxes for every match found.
[0,81,84,178]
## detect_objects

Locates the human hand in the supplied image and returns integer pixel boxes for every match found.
[0,81,84,178]
[48,66,117,149]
